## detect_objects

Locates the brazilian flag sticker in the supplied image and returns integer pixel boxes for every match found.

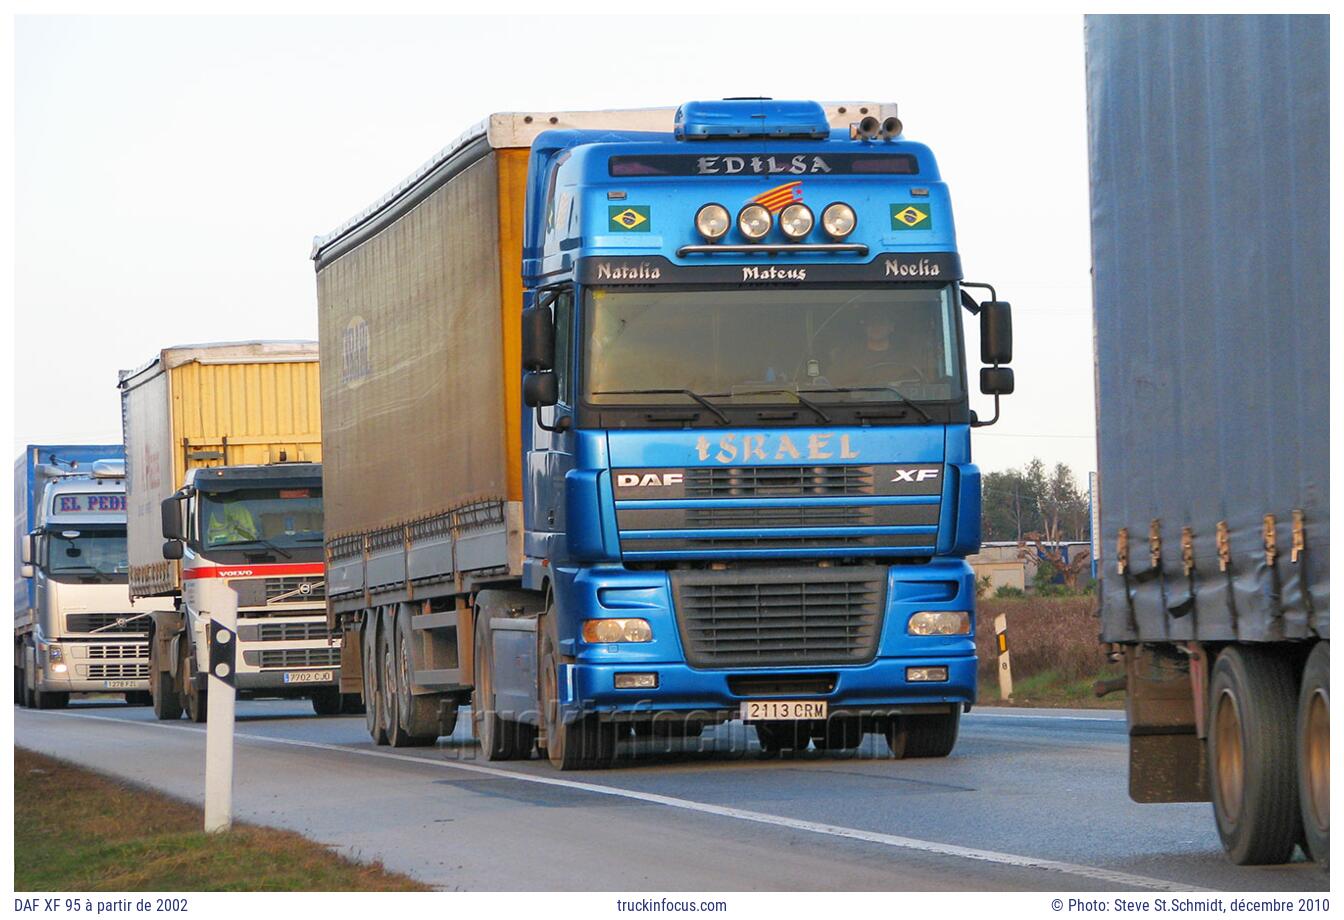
[609,205,651,232]
[891,203,933,231]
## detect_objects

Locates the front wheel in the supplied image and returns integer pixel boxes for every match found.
[311,688,342,716]
[885,708,960,759]
[150,637,183,721]
[33,689,69,710]
[539,611,613,770]
[182,640,207,724]
[756,720,810,754]
[1208,646,1300,865]
[1297,642,1329,864]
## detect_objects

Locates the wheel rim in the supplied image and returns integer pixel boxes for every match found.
[398,636,414,716]
[1305,687,1330,832]
[363,638,380,735]
[1213,687,1245,825]
[382,637,397,732]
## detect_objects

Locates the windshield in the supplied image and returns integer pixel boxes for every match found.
[197,487,323,550]
[44,528,129,582]
[583,285,964,408]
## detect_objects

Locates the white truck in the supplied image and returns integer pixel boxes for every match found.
[15,446,158,708]
[118,341,346,721]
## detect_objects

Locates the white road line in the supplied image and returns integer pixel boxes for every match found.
[20,708,1198,892]
[968,711,1123,723]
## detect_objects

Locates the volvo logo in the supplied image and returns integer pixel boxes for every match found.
[298,583,313,596]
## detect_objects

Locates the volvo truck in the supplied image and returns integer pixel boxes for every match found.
[1087,15,1329,864]
[15,445,156,707]
[313,100,1014,766]
[119,341,343,721]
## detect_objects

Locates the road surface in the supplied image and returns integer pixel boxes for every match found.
[14,700,1328,892]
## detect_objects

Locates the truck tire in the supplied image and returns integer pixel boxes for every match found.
[473,607,533,760]
[182,640,207,724]
[885,708,961,759]
[340,693,366,715]
[124,691,152,707]
[383,607,438,747]
[20,640,36,708]
[150,634,183,721]
[1297,641,1329,864]
[539,608,613,769]
[1208,646,1300,864]
[756,721,810,754]
[311,688,342,716]
[362,613,387,745]
[33,689,69,709]
[812,716,863,751]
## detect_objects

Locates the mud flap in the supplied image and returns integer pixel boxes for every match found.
[1126,645,1210,803]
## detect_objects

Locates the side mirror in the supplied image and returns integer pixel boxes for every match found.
[980,366,1015,396]
[162,540,184,561]
[20,564,34,579]
[161,496,184,541]
[980,301,1013,365]
[21,532,35,566]
[522,304,556,371]
[523,370,559,408]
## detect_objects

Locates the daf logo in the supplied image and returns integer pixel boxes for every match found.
[617,472,684,488]
[298,583,313,596]
[893,468,940,483]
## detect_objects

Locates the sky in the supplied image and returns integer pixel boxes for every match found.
[13,13,1097,479]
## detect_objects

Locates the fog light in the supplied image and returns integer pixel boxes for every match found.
[907,666,949,682]
[582,618,653,643]
[51,663,68,674]
[778,203,814,241]
[694,203,731,242]
[737,203,772,241]
[614,672,659,690]
[907,611,971,635]
[821,202,857,240]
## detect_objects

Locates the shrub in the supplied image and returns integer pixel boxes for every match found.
[994,584,1025,598]
[975,596,1107,687]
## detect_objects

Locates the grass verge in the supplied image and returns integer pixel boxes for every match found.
[974,596,1124,709]
[15,748,429,891]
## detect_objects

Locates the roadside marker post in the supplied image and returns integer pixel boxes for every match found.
[994,613,1012,700]
[203,581,239,833]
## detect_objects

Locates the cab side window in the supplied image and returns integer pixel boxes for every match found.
[553,289,574,406]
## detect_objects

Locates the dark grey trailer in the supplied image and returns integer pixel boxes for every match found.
[1087,14,1328,865]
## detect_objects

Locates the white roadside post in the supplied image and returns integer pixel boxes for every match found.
[994,613,1013,700]
[202,577,239,833]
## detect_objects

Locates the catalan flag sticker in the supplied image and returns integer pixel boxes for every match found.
[609,205,651,232]
[891,203,932,230]
[749,181,804,214]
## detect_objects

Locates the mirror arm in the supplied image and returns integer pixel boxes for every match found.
[970,393,1001,428]
[959,280,998,313]
[535,410,572,433]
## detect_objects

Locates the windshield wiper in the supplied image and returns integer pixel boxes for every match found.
[211,536,292,559]
[593,389,730,425]
[708,388,833,424]
[802,385,932,424]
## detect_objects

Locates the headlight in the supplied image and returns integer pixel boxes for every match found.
[737,204,772,241]
[47,644,63,662]
[581,618,653,644]
[907,611,971,636]
[694,203,731,242]
[821,202,857,240]
[778,203,814,241]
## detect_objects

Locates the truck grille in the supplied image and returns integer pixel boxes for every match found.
[686,465,874,498]
[245,622,336,642]
[633,533,933,552]
[263,576,325,602]
[87,662,150,679]
[671,567,886,668]
[244,647,342,670]
[65,613,148,634]
[86,644,148,660]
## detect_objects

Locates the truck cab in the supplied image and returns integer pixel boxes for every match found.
[16,459,158,708]
[511,100,1013,763]
[150,462,339,719]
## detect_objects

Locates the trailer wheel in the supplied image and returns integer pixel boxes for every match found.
[539,610,614,770]
[473,609,532,760]
[756,721,810,754]
[384,608,438,747]
[182,639,207,724]
[150,632,183,720]
[1298,642,1329,864]
[311,688,342,716]
[885,708,961,759]
[362,613,387,745]
[1208,646,1300,864]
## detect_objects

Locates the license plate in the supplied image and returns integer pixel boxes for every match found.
[104,680,138,690]
[740,700,828,721]
[283,670,333,684]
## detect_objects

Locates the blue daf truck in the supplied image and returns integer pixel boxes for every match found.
[313,100,1013,768]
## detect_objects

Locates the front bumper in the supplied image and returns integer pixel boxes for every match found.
[39,639,149,693]
[564,654,976,720]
